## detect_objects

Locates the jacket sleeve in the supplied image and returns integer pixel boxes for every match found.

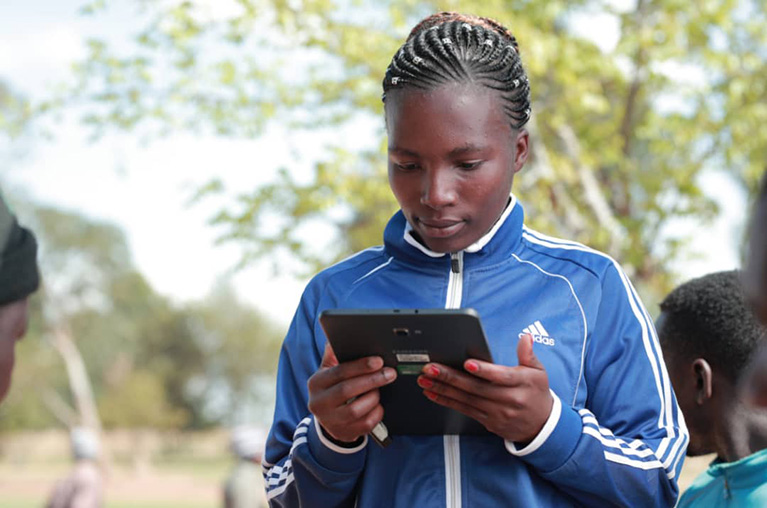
[262,286,367,507]
[505,263,688,507]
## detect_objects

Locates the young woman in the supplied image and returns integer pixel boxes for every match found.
[264,12,687,507]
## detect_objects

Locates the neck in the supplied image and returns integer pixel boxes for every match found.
[715,398,767,462]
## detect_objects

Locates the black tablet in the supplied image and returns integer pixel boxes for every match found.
[318,308,494,436]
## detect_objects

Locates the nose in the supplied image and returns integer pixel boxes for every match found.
[420,168,457,209]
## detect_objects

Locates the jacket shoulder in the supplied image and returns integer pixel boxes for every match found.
[519,227,616,280]
[305,246,390,294]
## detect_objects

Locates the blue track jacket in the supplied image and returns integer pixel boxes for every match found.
[264,197,688,507]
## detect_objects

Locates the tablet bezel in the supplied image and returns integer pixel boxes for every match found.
[318,308,493,436]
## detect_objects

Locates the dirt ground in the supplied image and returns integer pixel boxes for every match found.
[0,450,710,507]
[0,463,230,507]
[0,429,248,507]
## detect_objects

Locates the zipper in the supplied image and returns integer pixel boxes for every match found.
[447,252,463,309]
[444,435,461,508]
[444,251,463,508]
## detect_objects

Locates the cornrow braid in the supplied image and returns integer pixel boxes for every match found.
[383,12,531,129]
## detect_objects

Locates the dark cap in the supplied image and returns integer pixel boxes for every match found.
[0,194,40,305]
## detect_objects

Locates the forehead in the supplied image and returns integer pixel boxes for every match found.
[385,84,512,145]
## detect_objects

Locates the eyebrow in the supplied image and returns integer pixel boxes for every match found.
[448,144,487,157]
[388,146,420,157]
[388,143,488,158]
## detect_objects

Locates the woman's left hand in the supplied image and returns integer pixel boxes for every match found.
[417,333,553,444]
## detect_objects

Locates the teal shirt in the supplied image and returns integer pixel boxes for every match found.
[678,449,767,507]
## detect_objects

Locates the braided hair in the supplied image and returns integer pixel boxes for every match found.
[382,12,531,129]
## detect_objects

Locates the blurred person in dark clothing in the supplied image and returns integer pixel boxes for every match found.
[741,172,767,408]
[0,190,40,403]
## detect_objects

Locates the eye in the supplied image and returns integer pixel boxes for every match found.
[394,162,420,172]
[457,160,482,171]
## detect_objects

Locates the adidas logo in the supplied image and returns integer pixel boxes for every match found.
[520,320,556,346]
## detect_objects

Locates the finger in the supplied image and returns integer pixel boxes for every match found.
[311,355,387,391]
[421,363,500,397]
[322,403,386,443]
[335,389,382,422]
[461,359,536,387]
[517,333,545,370]
[418,374,495,409]
[350,404,386,439]
[326,366,396,404]
[321,342,339,369]
[422,389,489,422]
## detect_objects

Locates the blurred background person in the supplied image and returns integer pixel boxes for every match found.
[743,171,767,324]
[46,426,104,508]
[224,426,267,508]
[657,270,767,507]
[0,191,40,404]
[741,171,767,408]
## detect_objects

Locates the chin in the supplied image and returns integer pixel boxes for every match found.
[423,239,470,254]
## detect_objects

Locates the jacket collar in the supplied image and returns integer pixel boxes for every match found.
[384,194,525,271]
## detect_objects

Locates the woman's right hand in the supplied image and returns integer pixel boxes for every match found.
[307,343,397,444]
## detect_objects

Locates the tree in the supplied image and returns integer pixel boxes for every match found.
[48,0,767,305]
[0,203,282,431]
[0,81,31,139]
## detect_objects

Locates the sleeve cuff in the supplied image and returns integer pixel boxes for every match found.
[307,416,368,472]
[504,390,583,473]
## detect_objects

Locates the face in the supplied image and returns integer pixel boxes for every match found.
[656,312,713,456]
[385,84,529,253]
[0,298,30,403]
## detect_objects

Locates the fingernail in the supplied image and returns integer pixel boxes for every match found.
[383,367,396,381]
[418,377,433,388]
[367,357,383,369]
[465,361,479,373]
[424,391,437,401]
[427,366,440,377]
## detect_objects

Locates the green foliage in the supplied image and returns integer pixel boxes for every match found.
[46,0,767,304]
[99,370,189,428]
[0,82,31,138]
[184,284,283,424]
[0,203,283,430]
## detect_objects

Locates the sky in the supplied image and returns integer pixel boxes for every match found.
[1,0,314,326]
[1,1,748,329]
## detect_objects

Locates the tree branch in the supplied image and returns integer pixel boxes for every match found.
[42,389,79,428]
[49,323,102,433]
[557,124,626,256]
[521,114,588,237]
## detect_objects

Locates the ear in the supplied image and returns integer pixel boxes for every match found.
[512,128,529,173]
[692,358,713,405]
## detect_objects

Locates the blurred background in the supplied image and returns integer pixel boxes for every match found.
[1,0,765,506]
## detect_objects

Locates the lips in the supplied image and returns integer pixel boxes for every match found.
[417,218,464,238]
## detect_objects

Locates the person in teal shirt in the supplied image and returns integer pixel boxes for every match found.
[656,270,767,507]
[680,449,767,506]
